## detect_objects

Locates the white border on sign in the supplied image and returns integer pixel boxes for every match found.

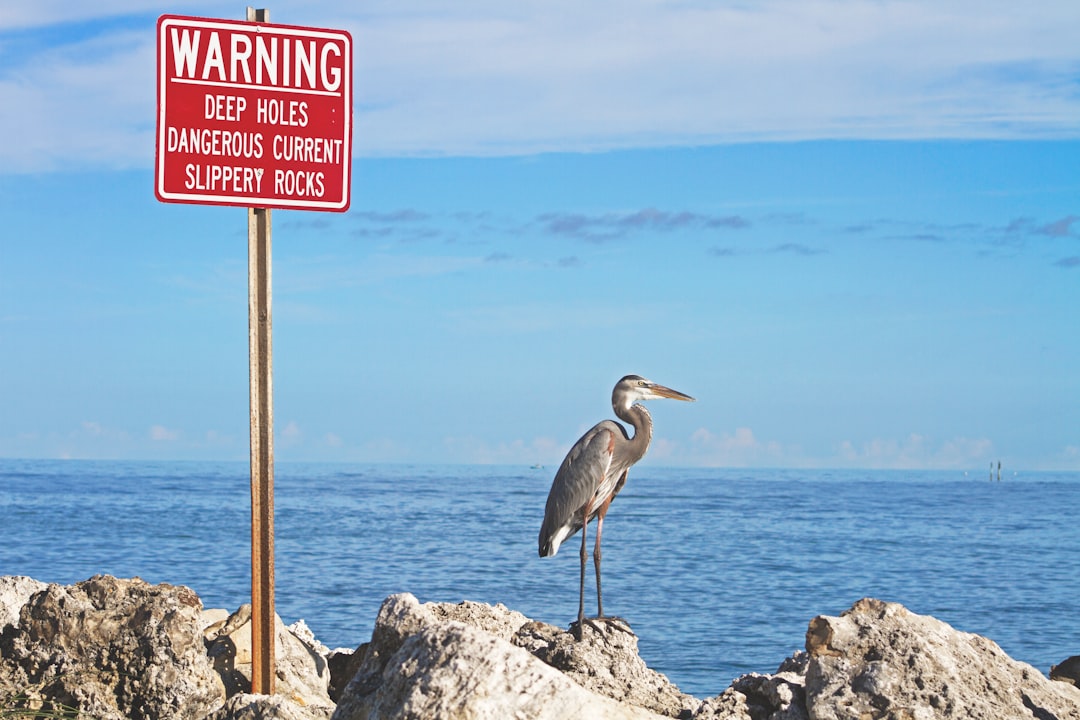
[156,16,353,211]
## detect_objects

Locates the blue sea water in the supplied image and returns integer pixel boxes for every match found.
[1,459,1077,699]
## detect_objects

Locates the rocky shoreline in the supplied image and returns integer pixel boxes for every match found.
[1,574,1078,719]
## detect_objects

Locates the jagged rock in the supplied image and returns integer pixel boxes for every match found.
[1051,655,1080,686]
[804,597,1080,720]
[0,575,46,631]
[430,597,531,638]
[203,607,232,637]
[206,693,333,720]
[0,574,225,720]
[695,653,809,720]
[332,593,688,720]
[334,615,670,720]
[205,603,334,713]
[290,618,332,657]
[6,576,1079,720]
[513,618,701,718]
[328,645,367,703]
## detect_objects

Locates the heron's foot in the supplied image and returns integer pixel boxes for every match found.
[569,615,633,640]
[593,614,634,634]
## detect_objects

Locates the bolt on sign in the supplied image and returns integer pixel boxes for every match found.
[156,15,352,211]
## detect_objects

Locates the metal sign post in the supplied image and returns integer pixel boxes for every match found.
[248,202,274,693]
[246,7,275,697]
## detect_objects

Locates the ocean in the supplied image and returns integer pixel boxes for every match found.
[1,459,1077,699]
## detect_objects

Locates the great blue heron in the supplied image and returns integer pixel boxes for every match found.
[538,374,694,637]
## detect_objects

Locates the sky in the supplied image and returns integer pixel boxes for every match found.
[1,1,1078,470]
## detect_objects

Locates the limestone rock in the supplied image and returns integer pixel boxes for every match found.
[804,597,1080,720]
[328,645,367,703]
[429,597,531,639]
[205,603,334,712]
[513,618,701,718]
[332,593,691,720]
[6,576,1079,720]
[203,607,232,637]
[0,574,225,720]
[688,653,808,720]
[206,693,334,720]
[692,653,809,720]
[334,616,670,720]
[0,575,46,631]
[1051,655,1080,686]
[290,618,332,657]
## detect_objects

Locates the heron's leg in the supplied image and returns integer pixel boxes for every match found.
[588,493,632,636]
[593,499,611,618]
[576,505,589,638]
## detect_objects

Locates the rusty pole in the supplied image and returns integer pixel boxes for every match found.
[247,5,275,694]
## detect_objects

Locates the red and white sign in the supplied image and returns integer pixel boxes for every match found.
[156,15,352,211]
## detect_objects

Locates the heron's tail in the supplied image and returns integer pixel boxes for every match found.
[539,530,556,557]
[539,537,556,557]
[539,521,572,558]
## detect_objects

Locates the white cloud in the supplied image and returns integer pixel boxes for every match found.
[0,29,154,172]
[836,433,994,470]
[1038,444,1080,472]
[0,2,192,30]
[349,1,1080,154]
[149,424,180,441]
[686,426,795,467]
[280,420,303,445]
[671,427,1001,470]
[429,426,1006,470]
[441,434,563,465]
[2,1,1079,171]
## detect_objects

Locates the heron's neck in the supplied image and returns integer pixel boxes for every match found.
[615,402,653,463]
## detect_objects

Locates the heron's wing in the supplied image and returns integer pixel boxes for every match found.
[538,421,617,556]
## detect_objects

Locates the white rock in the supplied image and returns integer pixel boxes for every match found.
[206,604,333,710]
[0,575,46,631]
[804,598,1080,720]
[335,619,669,720]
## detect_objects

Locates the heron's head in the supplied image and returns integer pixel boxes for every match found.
[613,375,695,411]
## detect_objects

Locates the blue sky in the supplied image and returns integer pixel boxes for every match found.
[1,1,1078,470]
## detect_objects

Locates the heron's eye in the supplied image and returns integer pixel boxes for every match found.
[638,381,647,387]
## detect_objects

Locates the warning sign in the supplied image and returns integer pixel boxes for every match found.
[155,15,353,211]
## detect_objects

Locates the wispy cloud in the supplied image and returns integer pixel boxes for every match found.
[149,424,180,442]
[770,243,826,256]
[0,26,152,172]
[680,427,999,470]
[836,433,994,470]
[822,214,1079,262]
[351,209,442,242]
[536,208,750,242]
[353,210,431,223]
[347,208,525,245]
[5,2,1078,170]
[706,241,825,259]
[441,435,563,465]
[1038,215,1080,237]
[686,427,794,468]
[279,217,336,232]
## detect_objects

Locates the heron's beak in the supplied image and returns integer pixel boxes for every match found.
[649,383,695,402]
